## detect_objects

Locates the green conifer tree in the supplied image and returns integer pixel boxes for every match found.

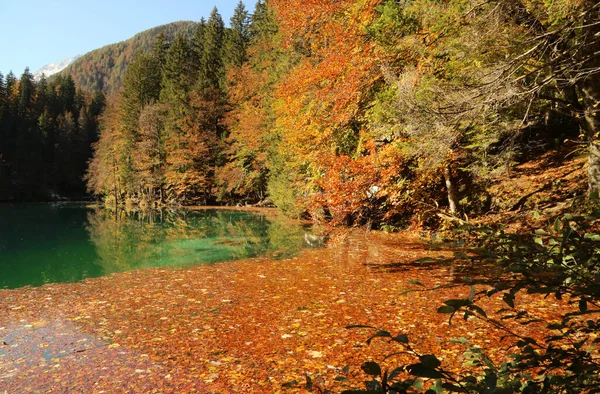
[152,33,169,69]
[0,72,5,103]
[200,7,225,90]
[0,72,5,122]
[18,68,36,116]
[121,51,162,132]
[191,18,207,72]
[160,35,193,118]
[249,0,277,43]
[0,72,6,165]
[226,1,251,67]
[5,71,16,95]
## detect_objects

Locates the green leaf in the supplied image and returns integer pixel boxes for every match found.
[407,363,442,378]
[408,279,425,286]
[412,378,424,390]
[334,376,350,382]
[431,379,444,394]
[554,218,561,233]
[444,299,470,308]
[420,355,442,369]
[470,305,487,318]
[361,361,382,376]
[534,237,544,246]
[388,367,403,381]
[346,325,377,330]
[535,229,548,235]
[485,373,497,390]
[437,305,456,314]
[281,380,299,388]
[392,334,409,344]
[503,293,515,308]
[469,286,475,302]
[442,382,465,392]
[367,331,391,345]
[584,233,600,241]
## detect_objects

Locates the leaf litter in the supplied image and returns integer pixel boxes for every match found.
[0,230,568,393]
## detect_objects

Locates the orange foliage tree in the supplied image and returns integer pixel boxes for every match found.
[266,0,414,222]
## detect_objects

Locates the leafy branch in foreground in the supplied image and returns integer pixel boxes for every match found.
[333,213,600,393]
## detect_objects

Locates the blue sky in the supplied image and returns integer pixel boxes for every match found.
[0,0,246,75]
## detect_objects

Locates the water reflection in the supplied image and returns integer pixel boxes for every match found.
[87,208,314,274]
[0,204,317,289]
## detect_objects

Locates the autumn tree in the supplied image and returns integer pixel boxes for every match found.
[267,0,386,219]
[217,0,283,205]
[135,103,168,203]
[86,99,127,205]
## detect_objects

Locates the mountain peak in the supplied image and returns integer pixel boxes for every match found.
[33,55,82,80]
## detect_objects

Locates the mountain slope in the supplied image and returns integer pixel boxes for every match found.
[33,55,82,80]
[60,21,197,95]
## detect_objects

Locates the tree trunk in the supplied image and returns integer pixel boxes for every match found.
[444,165,459,215]
[589,142,600,199]
[580,82,600,199]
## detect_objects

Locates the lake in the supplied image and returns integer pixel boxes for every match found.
[0,204,317,289]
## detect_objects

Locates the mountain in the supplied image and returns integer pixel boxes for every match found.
[59,21,198,96]
[33,55,82,80]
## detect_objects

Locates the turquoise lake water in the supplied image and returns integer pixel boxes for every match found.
[0,204,314,289]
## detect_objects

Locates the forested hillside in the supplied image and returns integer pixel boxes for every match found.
[60,21,197,95]
[86,4,252,207]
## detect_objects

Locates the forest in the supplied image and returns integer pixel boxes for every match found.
[2,0,598,228]
[2,0,600,392]
[84,0,599,229]
[61,21,198,95]
[0,71,104,200]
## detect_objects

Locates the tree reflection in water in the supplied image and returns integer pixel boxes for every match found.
[86,207,316,275]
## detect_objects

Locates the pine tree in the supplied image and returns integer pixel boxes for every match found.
[191,18,206,72]
[200,7,225,90]
[135,103,168,201]
[1,72,17,167]
[0,72,6,168]
[160,34,194,113]
[121,51,162,132]
[55,75,76,115]
[90,90,106,120]
[217,0,282,204]
[249,0,277,43]
[35,75,49,114]
[5,71,16,95]
[0,72,5,122]
[151,33,169,69]
[0,72,5,103]
[18,68,36,116]
[226,1,251,67]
